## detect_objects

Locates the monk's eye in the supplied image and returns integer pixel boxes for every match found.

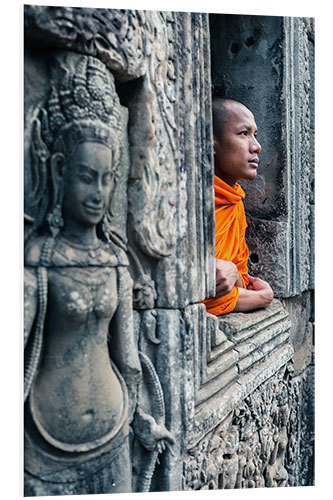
[239,131,248,136]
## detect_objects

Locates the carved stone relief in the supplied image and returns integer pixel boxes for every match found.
[24,7,214,495]
[24,51,138,496]
[181,301,294,451]
[23,47,177,496]
[183,359,314,490]
[127,11,215,309]
[24,6,148,80]
[25,7,215,311]
[183,371,285,490]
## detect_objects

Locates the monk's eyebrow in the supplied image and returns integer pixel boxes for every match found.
[242,123,258,134]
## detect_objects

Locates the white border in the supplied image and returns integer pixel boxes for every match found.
[1,1,331,499]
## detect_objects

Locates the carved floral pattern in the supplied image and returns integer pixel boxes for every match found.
[24,6,147,79]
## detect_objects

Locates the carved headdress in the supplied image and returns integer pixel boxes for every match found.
[29,54,123,236]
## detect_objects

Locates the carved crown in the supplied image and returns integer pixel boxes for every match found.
[28,54,124,235]
[37,55,122,159]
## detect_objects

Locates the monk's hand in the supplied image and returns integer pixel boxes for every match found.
[215,259,242,297]
[247,275,274,307]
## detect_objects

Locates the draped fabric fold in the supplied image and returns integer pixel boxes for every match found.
[203,175,249,315]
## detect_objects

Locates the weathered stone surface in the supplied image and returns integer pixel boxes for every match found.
[287,360,314,486]
[182,301,293,452]
[281,292,314,376]
[246,217,289,297]
[25,7,215,312]
[136,12,215,309]
[24,6,149,81]
[133,301,296,491]
[183,362,305,490]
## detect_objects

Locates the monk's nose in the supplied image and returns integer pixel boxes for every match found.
[250,137,261,154]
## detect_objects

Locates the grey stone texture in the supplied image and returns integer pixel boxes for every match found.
[24,6,314,494]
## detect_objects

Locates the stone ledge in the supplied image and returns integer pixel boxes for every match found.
[184,300,293,449]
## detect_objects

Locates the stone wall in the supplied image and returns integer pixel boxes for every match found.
[24,6,314,493]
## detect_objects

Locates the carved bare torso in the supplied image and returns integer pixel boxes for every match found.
[25,236,128,452]
[33,266,124,450]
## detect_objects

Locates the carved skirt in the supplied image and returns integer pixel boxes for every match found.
[24,406,132,496]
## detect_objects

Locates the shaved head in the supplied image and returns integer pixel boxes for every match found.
[212,97,261,186]
[212,98,247,143]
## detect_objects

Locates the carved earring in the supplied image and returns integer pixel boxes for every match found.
[47,202,64,237]
[47,154,65,237]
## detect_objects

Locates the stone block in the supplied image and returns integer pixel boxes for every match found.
[182,300,293,450]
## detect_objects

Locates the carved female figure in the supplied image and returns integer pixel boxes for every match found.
[24,54,172,496]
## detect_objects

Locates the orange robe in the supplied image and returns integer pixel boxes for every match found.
[203,175,249,315]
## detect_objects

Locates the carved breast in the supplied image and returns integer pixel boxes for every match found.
[48,267,118,323]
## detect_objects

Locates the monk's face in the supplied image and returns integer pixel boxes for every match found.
[213,102,261,187]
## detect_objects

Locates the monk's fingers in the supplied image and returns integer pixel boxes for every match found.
[216,278,226,287]
[215,273,228,284]
[216,283,234,296]
[216,281,229,292]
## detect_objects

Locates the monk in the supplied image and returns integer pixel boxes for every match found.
[203,98,274,315]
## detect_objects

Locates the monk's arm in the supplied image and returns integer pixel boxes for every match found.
[215,259,244,298]
[233,275,274,312]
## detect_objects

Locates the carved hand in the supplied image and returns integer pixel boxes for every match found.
[133,407,175,454]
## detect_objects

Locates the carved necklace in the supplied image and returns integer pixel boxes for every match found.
[58,234,102,257]
[50,234,120,267]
